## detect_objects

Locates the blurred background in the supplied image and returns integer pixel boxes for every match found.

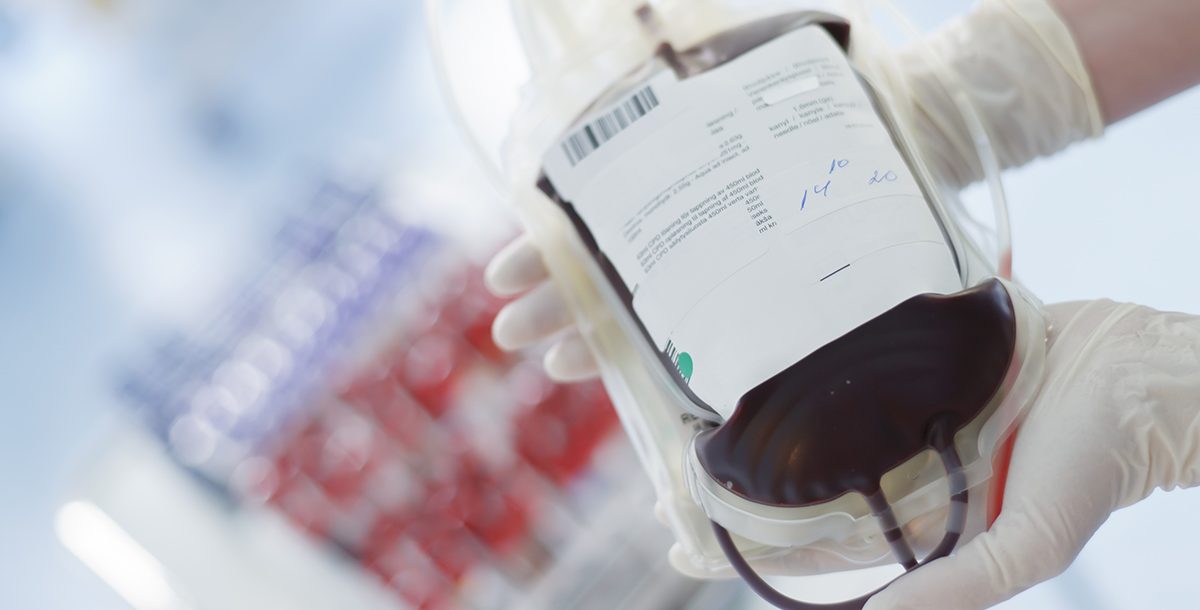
[1,1,1198,609]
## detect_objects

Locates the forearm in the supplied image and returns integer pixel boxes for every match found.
[1052,0,1200,123]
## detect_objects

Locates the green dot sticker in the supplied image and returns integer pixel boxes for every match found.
[675,352,694,382]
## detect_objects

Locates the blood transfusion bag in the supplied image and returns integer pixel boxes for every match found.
[428,1,1048,607]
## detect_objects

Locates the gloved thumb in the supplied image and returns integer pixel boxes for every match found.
[863,506,1080,610]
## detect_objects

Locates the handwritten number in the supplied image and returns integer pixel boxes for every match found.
[804,162,851,210]
[868,170,898,185]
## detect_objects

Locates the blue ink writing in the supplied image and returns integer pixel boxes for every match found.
[868,170,898,185]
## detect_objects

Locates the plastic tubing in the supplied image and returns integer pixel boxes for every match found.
[711,417,969,610]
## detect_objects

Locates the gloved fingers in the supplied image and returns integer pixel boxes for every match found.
[668,544,727,579]
[667,542,892,580]
[484,234,549,297]
[863,504,1082,610]
[543,331,600,381]
[664,505,950,581]
[865,297,1199,609]
[492,281,574,351]
[865,388,1109,610]
[655,502,856,579]
[653,501,670,527]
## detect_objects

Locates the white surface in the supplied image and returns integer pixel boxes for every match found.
[56,501,188,610]
[64,422,403,610]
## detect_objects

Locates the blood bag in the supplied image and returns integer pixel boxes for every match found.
[426,1,1048,607]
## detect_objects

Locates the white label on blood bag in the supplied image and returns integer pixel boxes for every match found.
[542,26,962,420]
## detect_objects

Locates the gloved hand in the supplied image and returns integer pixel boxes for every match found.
[486,234,601,381]
[485,0,1151,597]
[486,0,1102,381]
[863,300,1200,610]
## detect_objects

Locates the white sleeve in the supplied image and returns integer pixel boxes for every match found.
[896,0,1106,188]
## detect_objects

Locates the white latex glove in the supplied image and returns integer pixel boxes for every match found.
[486,234,601,381]
[895,0,1104,189]
[863,299,1200,610]
[486,0,1103,380]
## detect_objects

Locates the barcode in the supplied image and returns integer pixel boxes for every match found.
[561,86,660,167]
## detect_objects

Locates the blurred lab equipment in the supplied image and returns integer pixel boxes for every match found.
[70,176,731,610]
[17,1,735,608]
